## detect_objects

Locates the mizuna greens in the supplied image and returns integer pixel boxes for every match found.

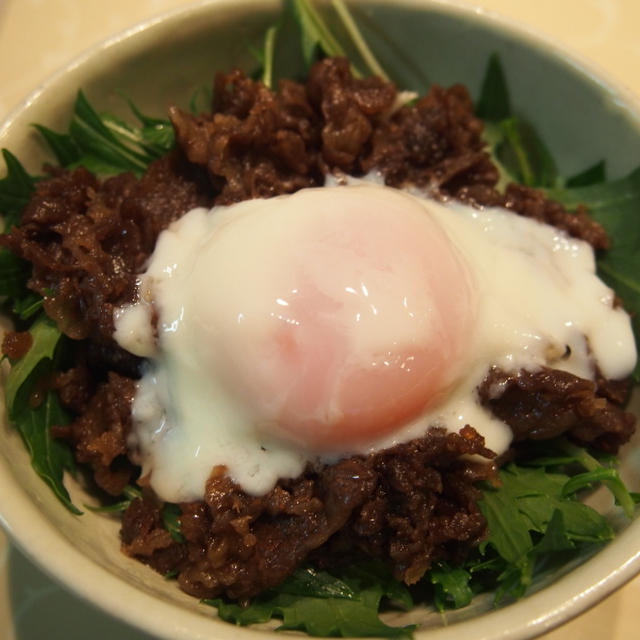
[0,0,638,637]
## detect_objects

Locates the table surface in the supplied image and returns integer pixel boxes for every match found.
[1,1,639,639]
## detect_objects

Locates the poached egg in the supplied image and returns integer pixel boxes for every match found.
[114,179,637,502]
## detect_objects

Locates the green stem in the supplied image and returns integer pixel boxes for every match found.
[331,0,389,81]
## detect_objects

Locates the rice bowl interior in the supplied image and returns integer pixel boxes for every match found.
[1,1,640,639]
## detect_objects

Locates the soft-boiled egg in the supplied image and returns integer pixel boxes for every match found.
[114,178,637,502]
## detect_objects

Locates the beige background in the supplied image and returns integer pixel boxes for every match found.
[1,1,639,639]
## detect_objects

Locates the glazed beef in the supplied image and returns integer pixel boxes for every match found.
[0,152,213,342]
[121,426,494,600]
[478,367,635,453]
[0,57,633,603]
[52,371,138,495]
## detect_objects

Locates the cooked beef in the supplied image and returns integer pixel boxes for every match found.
[51,371,138,495]
[478,366,635,453]
[1,330,32,360]
[171,57,498,204]
[121,426,494,600]
[0,56,633,604]
[0,152,213,342]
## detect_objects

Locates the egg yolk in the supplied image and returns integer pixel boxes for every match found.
[191,185,477,451]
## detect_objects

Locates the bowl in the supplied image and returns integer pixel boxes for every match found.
[1,1,639,639]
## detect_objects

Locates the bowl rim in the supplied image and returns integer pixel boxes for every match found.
[1,1,639,639]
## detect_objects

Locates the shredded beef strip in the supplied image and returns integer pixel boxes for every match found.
[478,366,635,453]
[122,426,494,600]
[0,56,633,601]
[1,152,213,343]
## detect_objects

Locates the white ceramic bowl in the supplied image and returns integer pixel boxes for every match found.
[1,1,639,639]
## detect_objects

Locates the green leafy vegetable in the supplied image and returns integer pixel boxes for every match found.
[477,56,558,188]
[0,153,80,513]
[161,503,185,543]
[0,314,79,514]
[532,509,575,555]
[255,0,389,89]
[0,248,30,300]
[475,53,511,122]
[11,293,43,321]
[479,479,533,563]
[117,95,175,154]
[260,26,278,88]
[476,464,616,602]
[32,124,82,167]
[85,485,142,513]
[0,149,36,231]
[4,314,61,416]
[12,391,81,515]
[68,91,150,173]
[329,0,389,81]
[537,440,636,518]
[494,117,558,187]
[206,563,414,638]
[277,567,357,600]
[85,498,133,514]
[291,0,346,70]
[566,159,606,188]
[428,563,473,612]
[33,91,174,177]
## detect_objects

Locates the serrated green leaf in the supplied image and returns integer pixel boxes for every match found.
[496,117,558,188]
[345,561,413,611]
[476,55,558,190]
[4,314,62,416]
[204,562,414,638]
[476,53,511,122]
[477,459,620,604]
[12,391,81,515]
[275,586,413,638]
[69,111,146,173]
[563,468,636,519]
[478,485,533,564]
[0,149,36,230]
[493,466,568,499]
[566,159,606,187]
[102,109,173,159]
[517,496,613,542]
[429,563,473,611]
[532,509,575,555]
[32,124,81,166]
[0,248,30,299]
[494,556,532,603]
[207,590,415,637]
